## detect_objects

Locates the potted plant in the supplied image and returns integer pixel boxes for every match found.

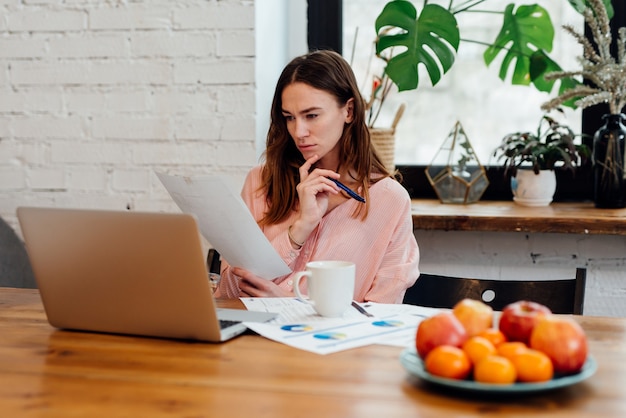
[493,114,590,206]
[355,34,405,173]
[540,0,626,208]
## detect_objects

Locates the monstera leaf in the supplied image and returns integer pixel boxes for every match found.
[567,0,613,18]
[530,49,580,103]
[483,4,554,87]
[375,1,459,91]
[372,0,602,108]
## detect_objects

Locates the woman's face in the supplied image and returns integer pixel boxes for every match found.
[281,82,353,168]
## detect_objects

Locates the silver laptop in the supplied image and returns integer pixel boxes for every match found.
[17,207,277,342]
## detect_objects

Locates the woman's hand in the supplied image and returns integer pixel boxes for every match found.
[290,155,341,243]
[234,267,293,297]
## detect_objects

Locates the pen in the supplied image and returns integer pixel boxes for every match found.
[351,301,374,317]
[328,178,366,203]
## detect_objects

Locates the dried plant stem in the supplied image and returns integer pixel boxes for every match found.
[541,0,626,115]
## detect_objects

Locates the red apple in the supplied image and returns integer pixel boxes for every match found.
[452,298,494,337]
[498,301,551,344]
[530,315,588,375]
[416,311,468,359]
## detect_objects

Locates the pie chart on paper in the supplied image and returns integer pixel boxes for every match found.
[281,324,313,332]
[313,332,347,340]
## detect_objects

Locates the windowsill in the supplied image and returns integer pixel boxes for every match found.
[398,164,594,203]
[412,199,626,235]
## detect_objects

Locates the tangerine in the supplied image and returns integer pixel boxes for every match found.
[462,336,497,365]
[496,341,528,360]
[477,328,507,347]
[473,355,517,384]
[424,345,471,380]
[510,349,554,383]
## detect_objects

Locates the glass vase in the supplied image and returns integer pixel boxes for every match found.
[593,114,626,208]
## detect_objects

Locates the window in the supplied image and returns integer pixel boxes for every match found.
[308,0,626,201]
[344,0,582,166]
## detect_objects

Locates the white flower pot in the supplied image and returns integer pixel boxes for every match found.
[511,169,556,207]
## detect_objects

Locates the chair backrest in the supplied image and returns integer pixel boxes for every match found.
[207,248,221,274]
[0,217,37,288]
[403,268,586,315]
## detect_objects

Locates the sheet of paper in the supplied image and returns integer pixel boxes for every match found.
[156,172,291,279]
[241,298,441,355]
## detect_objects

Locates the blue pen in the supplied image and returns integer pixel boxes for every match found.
[328,177,366,203]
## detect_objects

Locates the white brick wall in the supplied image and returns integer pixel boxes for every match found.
[0,0,257,231]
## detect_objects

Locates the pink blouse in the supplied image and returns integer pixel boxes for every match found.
[215,165,420,303]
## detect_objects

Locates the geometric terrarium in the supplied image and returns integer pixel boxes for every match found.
[425,121,489,204]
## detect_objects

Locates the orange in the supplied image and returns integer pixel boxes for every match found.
[477,328,507,347]
[510,349,554,383]
[462,336,496,365]
[474,355,517,384]
[424,345,471,380]
[496,341,528,360]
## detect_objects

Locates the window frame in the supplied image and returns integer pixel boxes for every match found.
[307,0,625,201]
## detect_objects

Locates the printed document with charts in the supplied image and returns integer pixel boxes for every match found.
[241,298,441,355]
[156,172,291,279]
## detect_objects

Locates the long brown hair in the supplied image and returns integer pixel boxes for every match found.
[260,50,391,226]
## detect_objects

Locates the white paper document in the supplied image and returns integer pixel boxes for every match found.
[241,298,441,355]
[156,172,291,279]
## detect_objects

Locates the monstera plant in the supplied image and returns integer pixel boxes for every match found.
[373,0,614,98]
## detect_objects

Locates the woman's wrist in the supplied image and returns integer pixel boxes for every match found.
[288,224,304,249]
[288,220,315,249]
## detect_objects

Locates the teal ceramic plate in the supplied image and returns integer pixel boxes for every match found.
[400,347,597,394]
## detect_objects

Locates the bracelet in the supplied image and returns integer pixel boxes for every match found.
[288,225,305,248]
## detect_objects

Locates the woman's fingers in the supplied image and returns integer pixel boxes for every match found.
[235,267,278,297]
[299,155,340,184]
[299,155,319,182]
[298,163,340,197]
[233,267,292,298]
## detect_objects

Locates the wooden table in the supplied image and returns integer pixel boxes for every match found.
[2,288,626,417]
[412,199,626,235]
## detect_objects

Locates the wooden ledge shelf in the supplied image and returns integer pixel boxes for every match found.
[411,199,626,235]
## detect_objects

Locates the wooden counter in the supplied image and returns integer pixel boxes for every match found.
[412,199,626,235]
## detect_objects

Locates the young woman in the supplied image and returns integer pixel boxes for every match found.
[215,50,419,303]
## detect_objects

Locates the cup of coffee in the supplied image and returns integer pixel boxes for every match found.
[293,260,355,317]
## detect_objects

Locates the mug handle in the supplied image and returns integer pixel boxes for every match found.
[293,271,312,304]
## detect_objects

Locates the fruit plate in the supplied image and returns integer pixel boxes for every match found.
[400,348,597,394]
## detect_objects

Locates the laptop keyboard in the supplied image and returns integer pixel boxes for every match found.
[219,319,241,329]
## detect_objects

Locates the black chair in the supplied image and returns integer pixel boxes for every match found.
[403,268,586,315]
[0,217,37,289]
[207,248,221,275]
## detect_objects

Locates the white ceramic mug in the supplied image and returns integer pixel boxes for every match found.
[293,260,356,317]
